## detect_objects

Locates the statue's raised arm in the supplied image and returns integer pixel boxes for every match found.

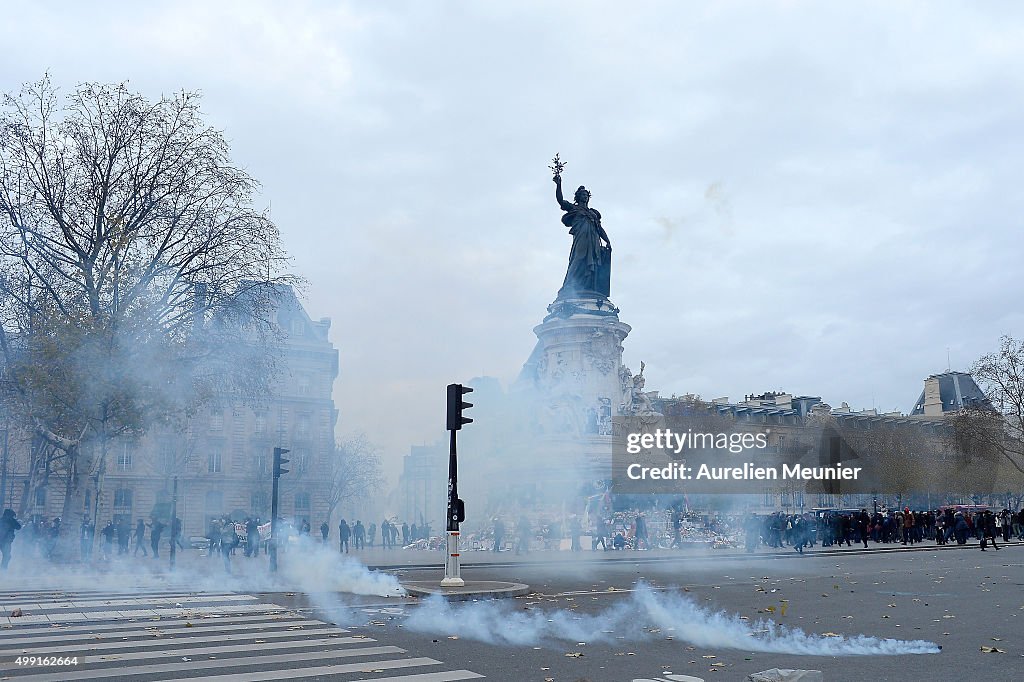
[553,174,574,211]
[549,160,612,300]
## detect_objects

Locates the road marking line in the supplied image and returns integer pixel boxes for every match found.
[9,645,407,681]
[0,613,309,637]
[0,626,349,656]
[0,619,335,645]
[158,656,442,682]
[0,635,377,664]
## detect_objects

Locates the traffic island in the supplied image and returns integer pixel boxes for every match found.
[402,580,530,601]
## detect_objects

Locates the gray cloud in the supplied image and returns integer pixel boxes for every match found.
[3,0,1024,482]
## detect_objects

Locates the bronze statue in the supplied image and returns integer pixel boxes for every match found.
[551,155,612,300]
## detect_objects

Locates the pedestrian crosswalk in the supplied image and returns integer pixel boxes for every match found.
[0,588,484,681]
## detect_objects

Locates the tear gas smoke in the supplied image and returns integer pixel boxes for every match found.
[2,536,405,599]
[403,583,940,656]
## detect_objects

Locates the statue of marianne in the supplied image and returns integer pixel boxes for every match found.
[553,172,612,300]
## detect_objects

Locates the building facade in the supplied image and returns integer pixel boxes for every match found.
[9,286,340,538]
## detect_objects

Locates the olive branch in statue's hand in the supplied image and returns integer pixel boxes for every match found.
[549,153,566,180]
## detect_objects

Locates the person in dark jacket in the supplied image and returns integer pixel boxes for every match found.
[150,519,165,558]
[980,510,1000,551]
[0,509,23,569]
[133,518,148,557]
[338,519,351,553]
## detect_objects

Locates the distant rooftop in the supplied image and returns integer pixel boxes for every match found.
[910,371,990,415]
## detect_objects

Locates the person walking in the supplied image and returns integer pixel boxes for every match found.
[220,519,238,572]
[101,521,116,559]
[670,511,682,549]
[353,521,365,549]
[206,518,221,559]
[80,519,95,560]
[133,518,148,557]
[150,519,165,558]
[634,513,649,550]
[0,509,22,570]
[980,510,1001,551]
[320,521,329,545]
[338,519,351,554]
[857,509,871,548]
[117,517,131,555]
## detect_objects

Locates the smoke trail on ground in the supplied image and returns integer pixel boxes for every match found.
[403,583,940,655]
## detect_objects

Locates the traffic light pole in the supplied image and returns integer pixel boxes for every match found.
[169,476,178,571]
[441,383,472,588]
[441,428,464,587]
[270,446,290,574]
[270,465,280,573]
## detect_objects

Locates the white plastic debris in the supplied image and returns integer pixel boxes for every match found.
[748,670,823,682]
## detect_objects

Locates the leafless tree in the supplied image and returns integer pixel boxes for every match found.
[950,335,1024,479]
[326,434,386,526]
[0,76,295,529]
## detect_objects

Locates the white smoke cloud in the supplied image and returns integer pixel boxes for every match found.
[403,583,940,656]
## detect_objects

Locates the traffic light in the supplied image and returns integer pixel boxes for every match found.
[446,383,473,431]
[273,447,290,477]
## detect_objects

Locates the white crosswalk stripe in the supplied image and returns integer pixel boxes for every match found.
[0,589,484,681]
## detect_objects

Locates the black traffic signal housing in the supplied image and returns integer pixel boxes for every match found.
[452,498,466,524]
[446,383,473,431]
[273,447,290,477]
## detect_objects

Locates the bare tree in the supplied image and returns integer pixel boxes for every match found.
[326,434,386,526]
[950,335,1024,478]
[0,77,295,529]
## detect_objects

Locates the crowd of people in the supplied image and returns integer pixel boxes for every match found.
[1,504,1021,571]
[744,507,1024,553]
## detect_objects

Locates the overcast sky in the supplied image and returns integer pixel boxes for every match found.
[5,1,1024,484]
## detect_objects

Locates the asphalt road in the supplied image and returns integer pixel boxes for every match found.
[292,544,1024,682]
[1,543,1021,681]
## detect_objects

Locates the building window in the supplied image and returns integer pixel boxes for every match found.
[251,491,269,517]
[297,415,310,439]
[113,488,133,523]
[294,491,311,527]
[254,450,268,475]
[291,318,304,337]
[208,448,222,473]
[210,411,223,431]
[159,440,176,472]
[34,486,47,507]
[254,413,266,435]
[204,490,223,530]
[114,488,133,508]
[117,443,134,471]
[763,488,773,507]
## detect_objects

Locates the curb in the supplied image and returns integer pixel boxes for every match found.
[401,580,531,601]
[372,540,1024,571]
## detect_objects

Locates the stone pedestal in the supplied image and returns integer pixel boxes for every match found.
[515,295,631,474]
